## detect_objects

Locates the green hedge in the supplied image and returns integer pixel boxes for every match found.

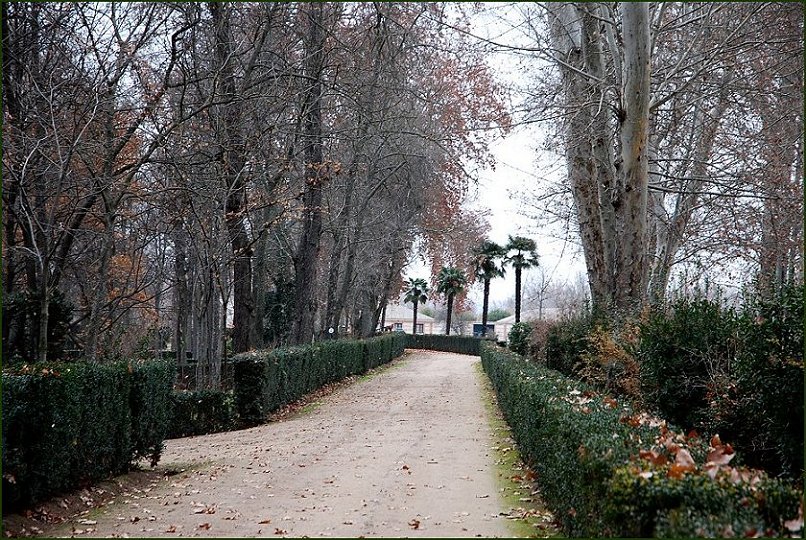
[2,360,174,512]
[405,333,482,355]
[168,390,236,438]
[480,342,800,537]
[233,333,405,426]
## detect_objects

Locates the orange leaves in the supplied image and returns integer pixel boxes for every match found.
[633,430,761,484]
[666,449,696,479]
[638,449,669,467]
[704,434,736,479]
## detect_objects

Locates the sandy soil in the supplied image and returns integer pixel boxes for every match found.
[14,350,533,538]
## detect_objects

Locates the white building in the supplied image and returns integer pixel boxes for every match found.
[382,303,438,334]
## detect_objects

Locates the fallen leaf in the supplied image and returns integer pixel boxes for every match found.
[784,502,803,532]
[165,525,177,533]
[198,523,211,530]
[274,528,287,535]
[259,519,272,524]
[408,519,421,530]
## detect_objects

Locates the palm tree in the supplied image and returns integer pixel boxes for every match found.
[505,235,539,323]
[471,240,507,337]
[436,266,467,335]
[403,278,429,335]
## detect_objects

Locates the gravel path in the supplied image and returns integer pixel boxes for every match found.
[44,350,520,537]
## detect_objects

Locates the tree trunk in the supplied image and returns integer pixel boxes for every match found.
[445,294,454,335]
[481,279,491,337]
[514,268,522,323]
[614,2,651,312]
[291,3,326,345]
[210,2,254,353]
[412,298,419,335]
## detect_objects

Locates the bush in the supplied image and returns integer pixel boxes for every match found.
[169,390,236,438]
[507,322,532,355]
[130,361,175,465]
[405,333,482,355]
[709,285,804,478]
[544,311,598,376]
[638,296,740,429]
[233,333,405,427]
[2,360,174,512]
[576,322,641,400]
[480,342,801,537]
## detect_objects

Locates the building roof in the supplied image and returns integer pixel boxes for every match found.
[384,303,436,322]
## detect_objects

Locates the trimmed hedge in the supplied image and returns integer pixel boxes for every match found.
[405,333,482,355]
[233,333,406,426]
[480,342,801,537]
[168,390,236,438]
[2,360,174,512]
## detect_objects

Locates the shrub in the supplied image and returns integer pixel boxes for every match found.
[544,311,598,376]
[638,296,740,429]
[507,322,532,356]
[480,342,801,538]
[130,361,175,465]
[169,390,236,438]
[576,322,641,400]
[2,360,174,512]
[405,333,482,355]
[233,333,405,427]
[709,285,804,478]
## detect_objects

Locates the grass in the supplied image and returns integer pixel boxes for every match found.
[473,361,561,538]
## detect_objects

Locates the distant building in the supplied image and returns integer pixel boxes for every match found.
[485,308,563,341]
[382,303,437,334]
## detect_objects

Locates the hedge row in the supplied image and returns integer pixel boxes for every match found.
[539,285,804,479]
[168,390,236,438]
[2,360,174,512]
[480,342,801,537]
[233,333,406,426]
[405,333,483,355]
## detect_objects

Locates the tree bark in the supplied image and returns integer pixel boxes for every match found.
[209,2,254,353]
[514,268,522,323]
[614,2,651,312]
[481,278,490,336]
[412,298,419,335]
[445,294,453,336]
[291,3,327,345]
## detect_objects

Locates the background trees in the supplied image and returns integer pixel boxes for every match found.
[403,278,429,335]
[513,2,802,313]
[505,236,539,323]
[471,240,507,336]
[435,267,468,336]
[2,2,508,382]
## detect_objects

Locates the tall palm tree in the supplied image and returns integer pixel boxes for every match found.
[505,235,539,323]
[471,240,507,337]
[403,278,429,334]
[436,266,467,335]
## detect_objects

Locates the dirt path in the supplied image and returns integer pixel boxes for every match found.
[35,350,536,538]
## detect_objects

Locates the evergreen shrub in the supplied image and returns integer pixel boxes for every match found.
[233,333,405,426]
[507,322,532,355]
[480,342,800,537]
[168,390,236,438]
[405,333,482,355]
[2,359,174,512]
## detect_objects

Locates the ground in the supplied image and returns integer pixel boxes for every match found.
[4,350,557,538]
